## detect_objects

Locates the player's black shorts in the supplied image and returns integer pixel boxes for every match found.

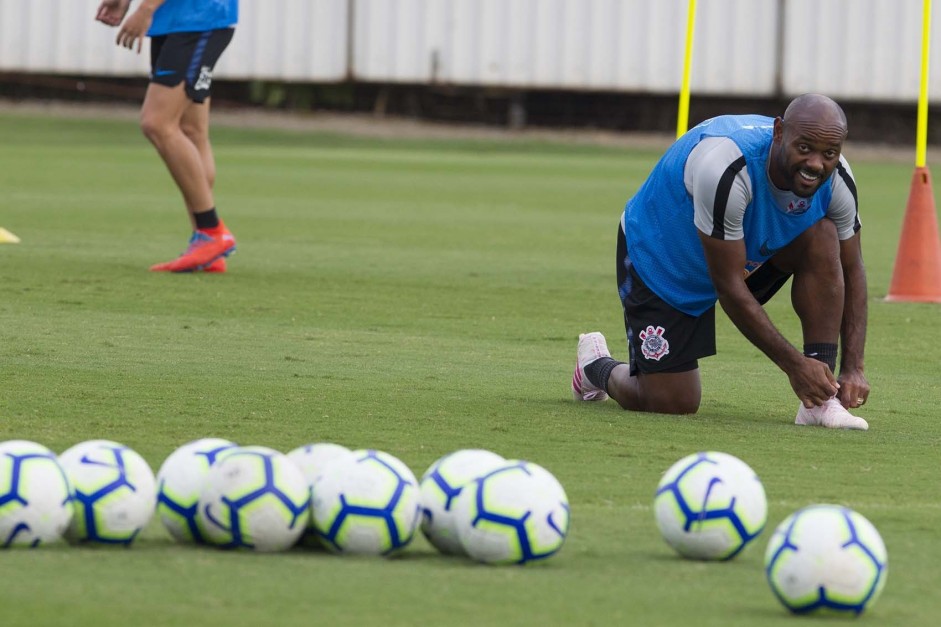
[616,224,791,375]
[149,28,234,103]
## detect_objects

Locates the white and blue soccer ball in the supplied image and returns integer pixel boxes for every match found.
[310,449,421,556]
[419,448,506,555]
[58,439,157,546]
[654,451,767,560]
[156,438,238,543]
[765,504,888,616]
[286,442,354,547]
[196,446,309,552]
[453,460,570,565]
[0,440,73,547]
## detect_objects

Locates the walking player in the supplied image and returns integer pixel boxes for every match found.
[96,0,239,272]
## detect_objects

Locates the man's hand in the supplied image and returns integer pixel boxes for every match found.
[837,370,870,409]
[786,356,840,409]
[116,5,157,54]
[95,0,131,27]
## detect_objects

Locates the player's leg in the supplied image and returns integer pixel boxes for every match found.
[754,218,843,370]
[140,82,215,218]
[178,97,219,273]
[606,278,709,414]
[142,83,232,271]
[175,27,233,201]
[782,219,844,349]
[572,322,705,414]
[572,225,711,414]
[177,97,228,273]
[607,364,702,414]
[749,219,867,429]
[141,32,216,219]
[180,96,215,192]
[145,30,236,272]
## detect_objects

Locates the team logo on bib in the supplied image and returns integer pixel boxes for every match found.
[639,325,670,361]
[786,199,808,214]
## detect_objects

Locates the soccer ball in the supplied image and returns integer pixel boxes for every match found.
[654,451,767,560]
[765,504,888,615]
[310,449,421,556]
[156,438,238,543]
[58,439,157,545]
[286,442,354,547]
[453,460,570,565]
[196,446,310,552]
[287,443,353,486]
[419,448,506,555]
[0,440,73,547]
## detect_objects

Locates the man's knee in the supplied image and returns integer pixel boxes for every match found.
[800,219,841,272]
[805,217,839,248]
[139,84,189,143]
[773,219,840,274]
[139,110,171,143]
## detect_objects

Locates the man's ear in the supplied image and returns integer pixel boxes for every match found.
[772,116,784,143]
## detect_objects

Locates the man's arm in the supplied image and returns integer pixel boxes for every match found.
[836,232,870,407]
[697,232,839,407]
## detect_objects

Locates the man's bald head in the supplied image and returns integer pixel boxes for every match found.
[782,94,847,139]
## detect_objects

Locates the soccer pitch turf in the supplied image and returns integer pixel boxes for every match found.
[0,110,939,627]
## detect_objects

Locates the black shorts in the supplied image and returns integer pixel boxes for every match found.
[616,224,791,375]
[149,29,234,103]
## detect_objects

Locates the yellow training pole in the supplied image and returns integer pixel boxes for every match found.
[676,0,697,138]
[916,0,932,167]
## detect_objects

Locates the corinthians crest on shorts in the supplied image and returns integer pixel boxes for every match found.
[194,66,214,91]
[639,325,670,361]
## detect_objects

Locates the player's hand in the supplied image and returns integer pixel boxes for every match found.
[116,6,155,53]
[787,356,840,409]
[95,0,131,27]
[837,370,870,409]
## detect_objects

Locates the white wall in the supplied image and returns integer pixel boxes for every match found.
[351,0,778,95]
[0,0,938,102]
[0,0,349,80]
[782,0,941,102]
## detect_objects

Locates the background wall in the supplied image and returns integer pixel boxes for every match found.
[0,0,938,102]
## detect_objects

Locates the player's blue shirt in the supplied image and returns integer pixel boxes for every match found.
[622,114,833,316]
[148,0,239,37]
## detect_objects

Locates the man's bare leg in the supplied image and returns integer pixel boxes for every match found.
[573,332,702,414]
[777,220,845,349]
[139,82,215,226]
[768,220,867,429]
[142,85,234,272]
[606,366,702,414]
[180,97,216,191]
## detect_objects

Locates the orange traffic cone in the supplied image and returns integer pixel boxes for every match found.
[886,167,941,302]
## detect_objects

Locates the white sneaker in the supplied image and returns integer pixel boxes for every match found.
[572,332,610,402]
[795,397,869,430]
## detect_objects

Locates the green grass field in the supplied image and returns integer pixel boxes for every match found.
[1,109,939,627]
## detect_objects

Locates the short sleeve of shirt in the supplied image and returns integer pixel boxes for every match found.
[827,155,861,240]
[686,137,752,240]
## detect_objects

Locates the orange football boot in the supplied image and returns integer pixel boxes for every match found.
[150,230,236,273]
